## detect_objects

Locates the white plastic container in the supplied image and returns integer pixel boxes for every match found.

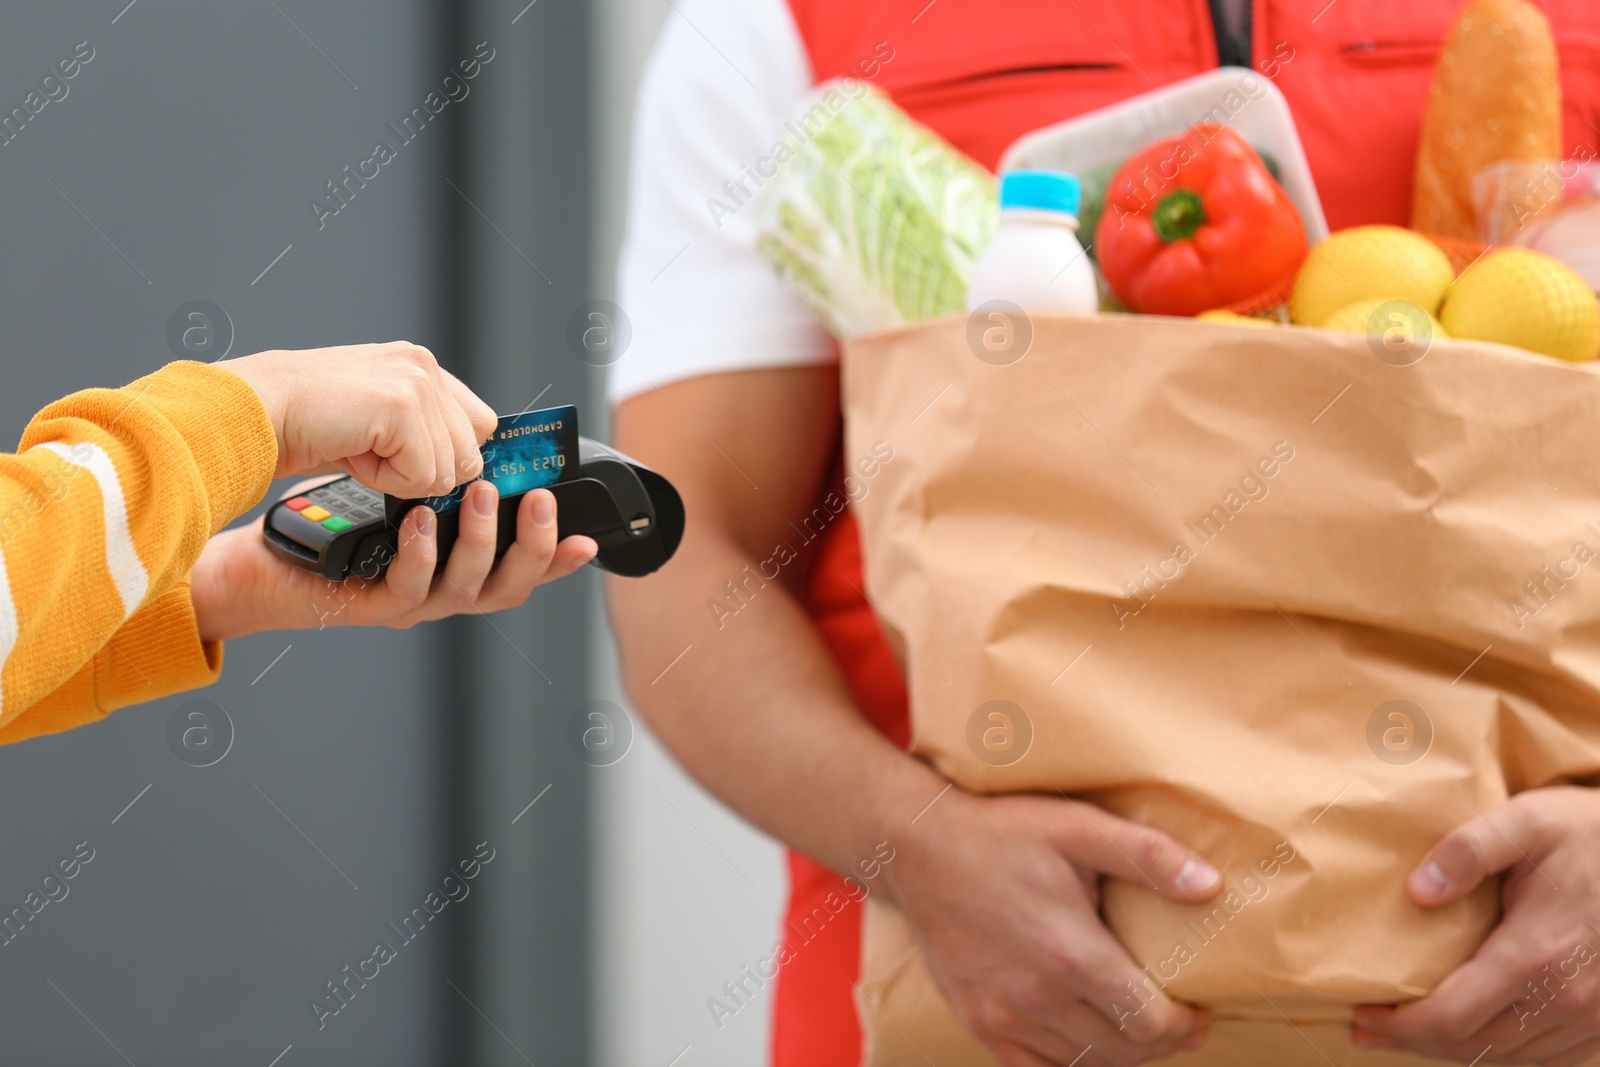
[1000,66,1329,244]
[966,170,1098,314]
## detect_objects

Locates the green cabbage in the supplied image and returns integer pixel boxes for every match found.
[756,84,998,338]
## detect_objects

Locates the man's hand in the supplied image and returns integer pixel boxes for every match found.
[887,789,1219,1067]
[189,477,596,639]
[219,342,497,498]
[1353,786,1600,1066]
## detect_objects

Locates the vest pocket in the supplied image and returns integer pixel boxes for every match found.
[1337,37,1442,68]
[899,61,1123,96]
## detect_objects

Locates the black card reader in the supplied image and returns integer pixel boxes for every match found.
[262,438,684,580]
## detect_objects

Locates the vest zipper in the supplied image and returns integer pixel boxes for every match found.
[1206,0,1252,69]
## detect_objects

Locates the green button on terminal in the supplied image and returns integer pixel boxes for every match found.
[322,516,354,532]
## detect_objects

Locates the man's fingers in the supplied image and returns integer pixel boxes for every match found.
[1081,957,1196,1046]
[988,1002,1201,1067]
[986,1039,1061,1067]
[1356,1000,1545,1063]
[978,1022,1091,1067]
[1030,909,1198,1046]
[1057,798,1220,902]
[1420,941,1600,1064]
[1409,794,1553,906]
[1046,993,1196,1063]
[1516,1020,1600,1066]
[1547,1035,1600,1067]
[1356,911,1561,1047]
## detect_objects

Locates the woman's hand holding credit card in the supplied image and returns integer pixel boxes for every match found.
[217,341,496,498]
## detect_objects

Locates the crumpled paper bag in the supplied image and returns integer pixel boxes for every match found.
[841,312,1600,1062]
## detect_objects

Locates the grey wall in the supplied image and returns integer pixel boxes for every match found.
[0,1,589,1064]
[446,1,599,1065]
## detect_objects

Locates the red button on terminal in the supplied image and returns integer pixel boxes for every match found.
[285,497,312,511]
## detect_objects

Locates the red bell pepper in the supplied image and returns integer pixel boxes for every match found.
[1094,123,1309,317]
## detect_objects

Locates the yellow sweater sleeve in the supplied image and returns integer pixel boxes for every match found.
[0,361,277,739]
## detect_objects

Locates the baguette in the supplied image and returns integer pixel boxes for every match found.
[1412,0,1561,238]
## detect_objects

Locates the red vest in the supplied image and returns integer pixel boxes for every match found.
[776,3,1600,1064]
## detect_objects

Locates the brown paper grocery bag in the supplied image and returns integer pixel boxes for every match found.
[841,312,1600,1064]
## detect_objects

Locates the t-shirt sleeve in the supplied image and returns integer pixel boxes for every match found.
[607,0,836,405]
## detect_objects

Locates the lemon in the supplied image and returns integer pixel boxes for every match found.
[1438,248,1600,361]
[1290,226,1455,326]
[1196,309,1277,327]
[1320,298,1448,345]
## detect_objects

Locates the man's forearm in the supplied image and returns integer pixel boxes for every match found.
[608,529,947,878]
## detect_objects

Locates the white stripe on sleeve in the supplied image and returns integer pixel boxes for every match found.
[0,541,16,720]
[34,441,150,621]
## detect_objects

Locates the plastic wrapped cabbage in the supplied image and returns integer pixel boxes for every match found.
[756,83,998,338]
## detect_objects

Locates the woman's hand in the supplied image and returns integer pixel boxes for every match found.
[1354,786,1600,1066]
[218,342,497,498]
[883,788,1221,1067]
[190,477,597,640]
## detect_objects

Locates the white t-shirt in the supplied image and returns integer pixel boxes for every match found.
[608,0,829,404]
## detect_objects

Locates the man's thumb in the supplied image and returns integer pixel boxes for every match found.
[1408,799,1544,906]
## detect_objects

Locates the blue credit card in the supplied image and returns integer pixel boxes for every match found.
[412,405,578,514]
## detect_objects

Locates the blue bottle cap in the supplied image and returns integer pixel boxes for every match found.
[999,170,1081,216]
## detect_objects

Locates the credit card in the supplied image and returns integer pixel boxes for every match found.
[413,405,578,514]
